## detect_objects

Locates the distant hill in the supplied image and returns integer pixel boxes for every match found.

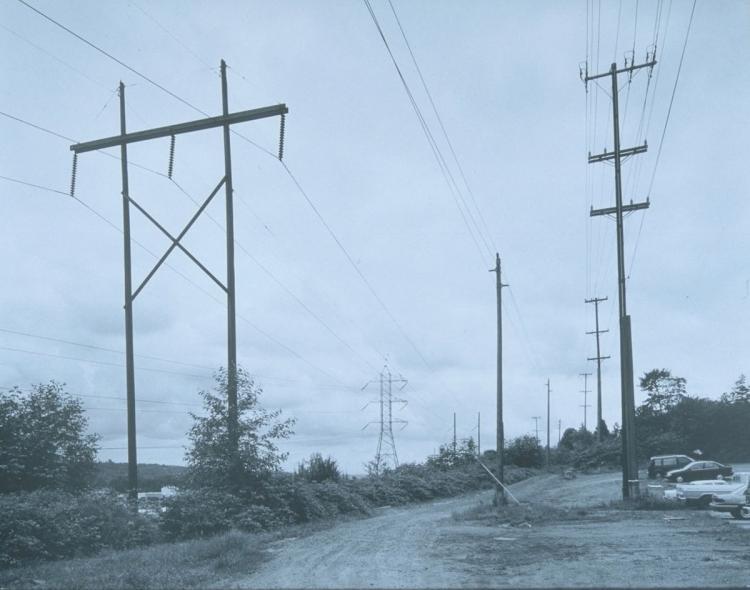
[93,461,187,492]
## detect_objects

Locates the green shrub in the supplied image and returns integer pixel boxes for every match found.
[235,505,285,532]
[296,453,341,482]
[0,490,159,568]
[312,482,370,516]
[160,489,243,539]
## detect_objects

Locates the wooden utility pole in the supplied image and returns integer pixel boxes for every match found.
[546,379,551,467]
[584,53,655,499]
[532,416,541,445]
[490,253,508,504]
[558,419,562,445]
[586,296,610,440]
[221,60,239,479]
[580,372,592,430]
[119,83,137,504]
[71,62,288,501]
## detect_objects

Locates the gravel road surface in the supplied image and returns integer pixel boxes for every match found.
[225,471,750,588]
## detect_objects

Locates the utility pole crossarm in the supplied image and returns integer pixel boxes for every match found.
[589,142,647,163]
[70,104,288,153]
[591,200,650,217]
[584,59,656,81]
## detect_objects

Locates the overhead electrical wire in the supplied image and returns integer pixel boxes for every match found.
[0,111,377,376]
[361,0,544,374]
[361,0,490,264]
[15,0,427,378]
[629,0,696,279]
[13,0,548,426]
[0,171,349,386]
[385,0,498,256]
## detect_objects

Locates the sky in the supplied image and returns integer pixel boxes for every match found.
[0,0,748,474]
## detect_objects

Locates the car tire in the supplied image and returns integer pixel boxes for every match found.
[730,507,744,520]
[717,474,724,480]
[655,472,662,479]
[676,476,684,483]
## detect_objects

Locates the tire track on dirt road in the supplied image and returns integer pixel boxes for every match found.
[223,473,621,589]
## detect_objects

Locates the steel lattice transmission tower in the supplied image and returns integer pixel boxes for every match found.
[362,364,407,474]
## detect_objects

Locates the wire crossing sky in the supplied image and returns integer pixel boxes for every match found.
[0,0,747,473]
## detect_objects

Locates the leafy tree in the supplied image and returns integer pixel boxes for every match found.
[185,367,295,493]
[721,374,750,404]
[296,453,341,482]
[639,369,687,415]
[558,427,579,450]
[595,419,610,439]
[0,381,99,493]
[426,437,478,470]
[559,426,595,451]
[505,435,543,468]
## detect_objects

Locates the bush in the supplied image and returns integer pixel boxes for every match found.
[0,491,159,568]
[296,453,341,482]
[160,489,243,539]
[235,505,286,532]
[506,435,544,468]
[0,383,99,493]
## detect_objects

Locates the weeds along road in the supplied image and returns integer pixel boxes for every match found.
[224,487,492,589]
[224,472,750,589]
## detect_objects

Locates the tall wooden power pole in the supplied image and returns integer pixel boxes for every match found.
[71,62,288,502]
[579,372,592,430]
[583,53,655,499]
[586,296,610,440]
[490,253,508,504]
[118,83,136,504]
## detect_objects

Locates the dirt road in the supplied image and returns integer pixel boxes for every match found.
[225,472,750,588]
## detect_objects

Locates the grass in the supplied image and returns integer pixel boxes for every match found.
[606,495,689,511]
[452,500,590,526]
[0,529,269,589]
[0,512,367,589]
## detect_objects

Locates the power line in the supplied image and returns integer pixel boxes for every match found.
[0,344,212,379]
[14,0,450,389]
[0,173,350,386]
[645,0,696,199]
[630,0,695,279]
[0,326,215,371]
[280,161,431,369]
[128,0,215,71]
[385,0,498,256]
[0,174,69,196]
[17,0,204,116]
[0,22,111,91]
[362,0,490,263]
[1,111,379,375]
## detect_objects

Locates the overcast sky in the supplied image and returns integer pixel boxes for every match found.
[1,0,748,474]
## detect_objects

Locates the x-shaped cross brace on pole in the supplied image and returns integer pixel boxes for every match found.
[129,176,227,301]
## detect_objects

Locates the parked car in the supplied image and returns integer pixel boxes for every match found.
[665,460,733,483]
[709,476,750,520]
[675,479,746,507]
[648,454,693,479]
